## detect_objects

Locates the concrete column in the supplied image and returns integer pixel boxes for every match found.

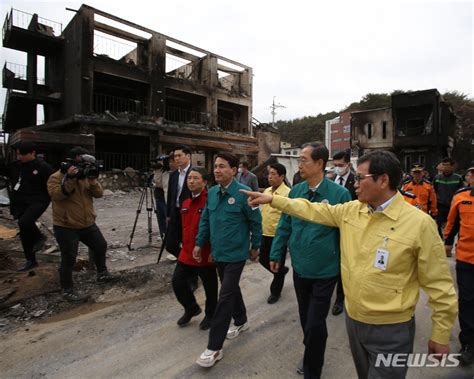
[27,52,37,95]
[148,34,166,119]
[80,7,94,113]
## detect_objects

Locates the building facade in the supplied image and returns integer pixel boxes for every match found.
[2,5,266,170]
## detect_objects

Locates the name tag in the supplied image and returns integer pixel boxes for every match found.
[14,182,21,191]
[374,248,389,271]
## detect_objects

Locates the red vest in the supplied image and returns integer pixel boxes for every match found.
[179,190,213,266]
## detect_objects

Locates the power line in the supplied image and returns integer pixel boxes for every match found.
[270,96,285,128]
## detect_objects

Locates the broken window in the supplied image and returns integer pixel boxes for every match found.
[367,123,372,139]
[382,121,387,139]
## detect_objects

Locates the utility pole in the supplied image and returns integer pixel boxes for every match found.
[270,96,285,128]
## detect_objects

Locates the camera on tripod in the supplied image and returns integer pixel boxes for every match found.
[60,154,104,179]
[150,154,170,170]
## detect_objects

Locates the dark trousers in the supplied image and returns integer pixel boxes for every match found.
[17,202,49,262]
[456,260,474,347]
[208,261,247,351]
[334,274,344,304]
[259,236,288,296]
[345,315,415,379]
[154,189,167,238]
[172,261,218,318]
[293,271,338,379]
[54,224,107,290]
[165,207,182,257]
[436,204,457,245]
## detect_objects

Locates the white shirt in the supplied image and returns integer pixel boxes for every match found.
[368,193,397,213]
[335,170,350,187]
[176,163,191,207]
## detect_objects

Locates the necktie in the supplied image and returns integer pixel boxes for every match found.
[339,177,344,186]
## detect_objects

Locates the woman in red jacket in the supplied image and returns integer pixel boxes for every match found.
[172,167,217,330]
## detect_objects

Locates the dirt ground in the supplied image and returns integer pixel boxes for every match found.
[0,191,473,378]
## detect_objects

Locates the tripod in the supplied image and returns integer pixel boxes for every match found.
[128,184,157,251]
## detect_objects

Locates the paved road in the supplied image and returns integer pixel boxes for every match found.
[1,258,472,379]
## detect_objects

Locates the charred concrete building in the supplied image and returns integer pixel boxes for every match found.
[2,5,269,170]
[351,89,456,172]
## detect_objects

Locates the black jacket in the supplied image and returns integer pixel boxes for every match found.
[166,167,192,221]
[8,159,53,217]
[334,172,357,200]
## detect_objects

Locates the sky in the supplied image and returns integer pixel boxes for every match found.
[1,0,473,124]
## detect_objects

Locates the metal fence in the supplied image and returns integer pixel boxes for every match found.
[165,105,208,125]
[95,152,150,171]
[93,93,147,116]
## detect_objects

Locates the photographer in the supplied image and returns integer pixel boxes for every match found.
[152,154,171,241]
[47,146,117,303]
[7,141,53,271]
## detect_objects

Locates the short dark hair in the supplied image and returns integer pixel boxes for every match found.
[240,161,249,169]
[301,142,329,169]
[68,146,90,159]
[173,145,192,155]
[332,150,350,163]
[215,152,239,169]
[441,157,455,165]
[189,166,210,181]
[357,151,402,190]
[268,163,286,177]
[15,141,36,155]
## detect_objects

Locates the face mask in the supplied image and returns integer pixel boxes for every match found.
[334,166,348,176]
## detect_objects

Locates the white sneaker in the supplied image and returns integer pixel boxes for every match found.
[166,253,177,261]
[196,349,223,367]
[226,322,249,339]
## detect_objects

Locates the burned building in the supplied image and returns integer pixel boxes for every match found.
[2,5,263,170]
[351,89,456,172]
[351,107,393,153]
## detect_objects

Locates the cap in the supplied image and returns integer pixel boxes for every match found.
[410,163,424,172]
[466,167,474,174]
[15,141,36,155]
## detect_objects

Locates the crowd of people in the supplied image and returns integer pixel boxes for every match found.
[3,140,473,378]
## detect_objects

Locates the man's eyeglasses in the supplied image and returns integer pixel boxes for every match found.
[354,173,378,182]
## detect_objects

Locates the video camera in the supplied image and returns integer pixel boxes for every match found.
[60,154,104,179]
[150,154,170,170]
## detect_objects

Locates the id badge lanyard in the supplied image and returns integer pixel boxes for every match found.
[374,236,389,271]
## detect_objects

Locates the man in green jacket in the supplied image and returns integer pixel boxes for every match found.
[270,143,351,378]
[193,152,262,368]
[242,151,458,379]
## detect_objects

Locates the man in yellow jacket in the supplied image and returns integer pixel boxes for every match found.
[48,147,117,303]
[242,151,458,378]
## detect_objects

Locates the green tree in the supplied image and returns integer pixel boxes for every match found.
[443,91,474,169]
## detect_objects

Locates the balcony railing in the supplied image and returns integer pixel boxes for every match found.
[93,93,147,116]
[93,32,137,61]
[218,116,239,131]
[4,8,62,36]
[165,105,208,125]
[95,152,150,171]
[3,62,45,84]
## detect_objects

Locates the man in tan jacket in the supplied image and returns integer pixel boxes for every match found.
[48,147,117,303]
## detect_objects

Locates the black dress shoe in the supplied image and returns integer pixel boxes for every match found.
[177,306,202,326]
[459,344,474,366]
[17,261,38,272]
[332,301,343,315]
[199,316,212,330]
[267,294,280,304]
